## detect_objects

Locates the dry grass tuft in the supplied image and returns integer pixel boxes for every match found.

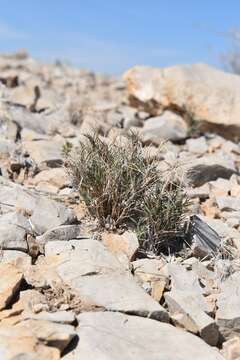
[64,132,189,255]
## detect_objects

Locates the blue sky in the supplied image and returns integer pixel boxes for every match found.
[0,0,239,73]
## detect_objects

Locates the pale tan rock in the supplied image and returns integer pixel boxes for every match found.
[201,198,219,218]
[210,178,231,197]
[15,319,76,352]
[222,337,240,360]
[0,325,60,359]
[35,182,59,194]
[151,278,167,302]
[29,168,70,189]
[124,64,240,138]
[132,258,166,281]
[0,263,23,310]
[132,258,167,301]
[102,231,139,260]
[22,139,64,169]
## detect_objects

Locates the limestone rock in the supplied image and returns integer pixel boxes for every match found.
[70,312,224,360]
[15,319,76,352]
[186,136,208,155]
[140,111,187,144]
[102,231,139,261]
[69,272,169,321]
[0,326,60,359]
[222,337,240,360]
[0,179,75,234]
[165,289,219,345]
[216,272,240,340]
[124,64,240,139]
[216,196,240,211]
[0,263,23,310]
[0,212,30,251]
[36,225,86,249]
[22,139,64,169]
[28,167,70,189]
[25,239,125,288]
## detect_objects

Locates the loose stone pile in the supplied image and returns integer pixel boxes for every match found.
[1,50,240,359]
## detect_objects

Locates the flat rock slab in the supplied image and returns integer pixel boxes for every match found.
[165,289,219,345]
[55,239,126,279]
[67,312,224,360]
[25,239,126,288]
[162,263,205,295]
[69,272,168,321]
[27,239,167,321]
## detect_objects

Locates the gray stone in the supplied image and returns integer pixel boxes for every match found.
[141,111,187,144]
[186,136,208,154]
[0,101,48,134]
[132,258,166,281]
[55,239,127,279]
[165,289,219,345]
[0,117,18,141]
[69,272,168,321]
[29,311,76,324]
[216,196,240,211]
[187,183,210,200]
[186,164,237,187]
[188,215,221,258]
[37,225,87,248]
[68,312,224,360]
[197,216,240,252]
[0,212,30,252]
[0,250,32,266]
[44,240,79,256]
[216,272,240,340]
[25,239,126,288]
[22,139,64,169]
[210,178,232,197]
[0,139,15,155]
[0,179,76,235]
[162,263,206,296]
[30,197,75,235]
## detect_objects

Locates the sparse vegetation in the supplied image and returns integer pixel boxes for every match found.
[64,132,189,255]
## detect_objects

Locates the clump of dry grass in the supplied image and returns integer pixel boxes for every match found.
[64,132,189,255]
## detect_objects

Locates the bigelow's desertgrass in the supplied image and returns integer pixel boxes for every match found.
[64,132,189,255]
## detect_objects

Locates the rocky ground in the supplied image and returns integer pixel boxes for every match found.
[1,50,240,359]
